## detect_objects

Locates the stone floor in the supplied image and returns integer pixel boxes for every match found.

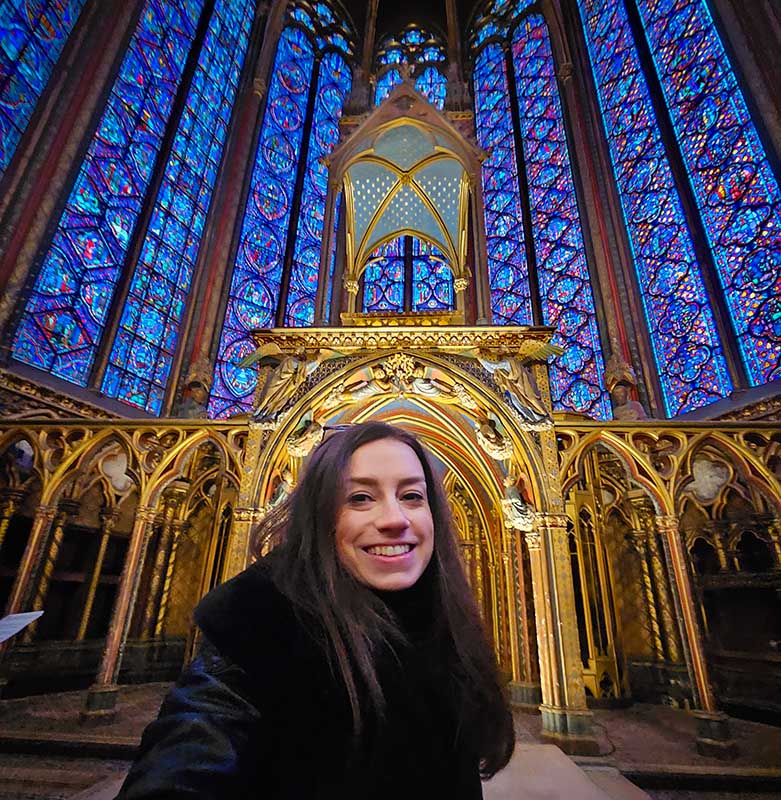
[0,684,779,798]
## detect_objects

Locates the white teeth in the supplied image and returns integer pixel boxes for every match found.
[365,544,413,557]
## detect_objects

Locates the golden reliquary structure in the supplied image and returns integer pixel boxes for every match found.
[0,0,780,763]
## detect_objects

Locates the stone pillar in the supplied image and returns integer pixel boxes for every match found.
[645,524,682,664]
[0,489,24,555]
[525,515,598,755]
[76,509,119,641]
[629,531,664,661]
[507,528,541,711]
[83,505,157,723]
[656,515,737,758]
[23,499,80,641]
[0,505,56,661]
[154,519,188,638]
[141,486,185,639]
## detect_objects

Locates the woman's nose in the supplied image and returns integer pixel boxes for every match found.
[376,498,409,530]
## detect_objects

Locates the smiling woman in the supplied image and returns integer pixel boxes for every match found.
[117,421,514,800]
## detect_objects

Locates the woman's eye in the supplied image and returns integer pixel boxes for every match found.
[348,492,373,504]
[401,491,425,503]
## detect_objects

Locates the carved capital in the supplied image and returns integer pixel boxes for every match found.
[454,277,469,293]
[344,279,359,295]
[524,530,541,551]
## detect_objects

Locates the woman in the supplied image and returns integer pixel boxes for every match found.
[118,421,515,799]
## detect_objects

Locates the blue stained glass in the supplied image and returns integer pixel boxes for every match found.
[285,50,351,326]
[375,68,402,105]
[636,0,781,384]
[208,26,314,418]
[101,0,254,413]
[0,0,87,178]
[415,66,446,110]
[577,0,733,414]
[378,47,403,66]
[363,238,405,313]
[401,28,425,45]
[512,15,610,419]
[473,43,533,324]
[422,46,446,62]
[12,0,205,385]
[412,239,453,311]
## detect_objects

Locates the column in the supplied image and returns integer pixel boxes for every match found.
[314,179,339,324]
[0,490,25,555]
[83,505,157,722]
[508,528,541,711]
[769,520,781,570]
[629,531,664,661]
[656,515,737,758]
[646,524,682,664]
[141,487,185,639]
[154,520,189,638]
[0,505,56,661]
[23,499,80,641]
[525,514,598,755]
[76,509,119,641]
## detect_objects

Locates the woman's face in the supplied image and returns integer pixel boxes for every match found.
[334,438,434,591]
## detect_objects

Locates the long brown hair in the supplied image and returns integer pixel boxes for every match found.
[253,421,514,776]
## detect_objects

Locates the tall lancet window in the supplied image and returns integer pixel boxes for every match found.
[577,0,781,412]
[635,0,781,386]
[366,26,452,319]
[0,0,87,179]
[374,25,447,110]
[11,0,255,414]
[209,2,353,418]
[472,2,611,419]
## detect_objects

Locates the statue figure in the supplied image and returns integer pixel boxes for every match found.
[177,359,212,418]
[475,350,549,426]
[286,413,325,457]
[501,473,535,532]
[475,415,513,460]
[251,346,344,423]
[604,351,648,420]
[268,468,294,508]
[323,365,394,409]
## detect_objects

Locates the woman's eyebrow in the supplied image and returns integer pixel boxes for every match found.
[346,475,426,487]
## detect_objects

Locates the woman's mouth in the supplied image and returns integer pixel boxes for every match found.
[364,544,414,557]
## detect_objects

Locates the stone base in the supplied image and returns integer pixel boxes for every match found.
[508,681,541,713]
[693,710,739,760]
[80,683,120,725]
[540,704,601,756]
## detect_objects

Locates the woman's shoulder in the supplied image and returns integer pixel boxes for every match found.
[194,557,302,675]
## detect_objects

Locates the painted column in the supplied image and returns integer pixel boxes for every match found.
[83,505,157,722]
[314,179,339,324]
[525,514,598,755]
[630,531,664,661]
[76,508,119,641]
[23,499,80,641]
[141,487,185,638]
[646,523,682,664]
[656,515,737,758]
[0,490,24,555]
[154,519,189,638]
[769,520,781,570]
[508,527,541,710]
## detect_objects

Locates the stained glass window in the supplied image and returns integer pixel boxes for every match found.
[363,238,405,313]
[636,0,781,384]
[209,26,314,418]
[210,8,353,417]
[285,50,352,326]
[512,15,609,418]
[12,0,205,386]
[415,66,446,110]
[412,240,453,311]
[375,68,402,105]
[472,42,533,325]
[577,0,733,414]
[0,0,87,179]
[100,0,255,413]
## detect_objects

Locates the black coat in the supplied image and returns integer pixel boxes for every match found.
[117,560,483,799]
